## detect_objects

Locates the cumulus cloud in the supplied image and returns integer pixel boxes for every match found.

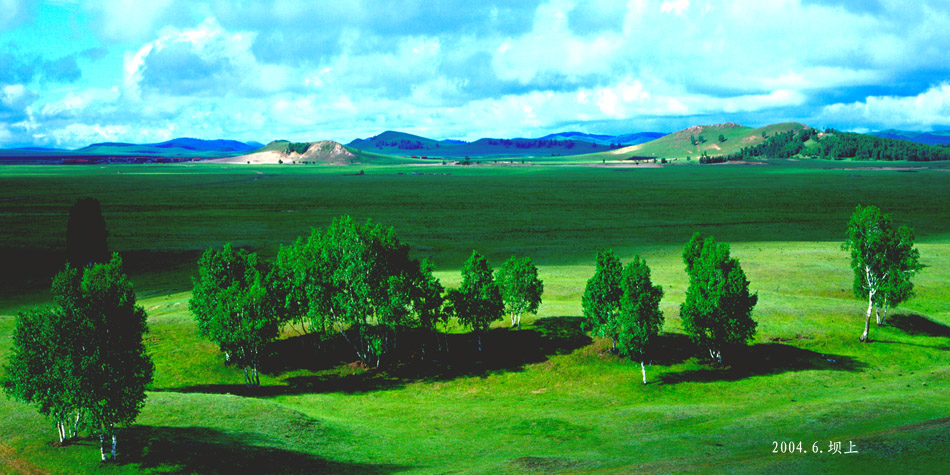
[5,0,950,147]
[818,83,950,130]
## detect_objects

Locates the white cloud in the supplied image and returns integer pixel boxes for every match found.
[660,0,689,15]
[1,84,35,111]
[819,83,950,129]
[40,87,120,119]
[86,0,176,42]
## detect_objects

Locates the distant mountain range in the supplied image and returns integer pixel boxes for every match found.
[869,130,950,146]
[0,138,263,158]
[346,130,667,158]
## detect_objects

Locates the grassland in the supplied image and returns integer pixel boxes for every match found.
[1,160,948,473]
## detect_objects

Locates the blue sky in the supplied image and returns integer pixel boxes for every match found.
[2,0,950,148]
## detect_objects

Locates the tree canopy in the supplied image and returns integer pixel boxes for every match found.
[274,216,444,366]
[680,233,758,364]
[3,255,153,462]
[66,197,109,268]
[496,256,543,330]
[843,205,921,341]
[448,250,504,351]
[581,249,622,338]
[616,256,664,384]
[190,244,282,387]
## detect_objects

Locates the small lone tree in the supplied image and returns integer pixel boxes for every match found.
[448,250,503,351]
[582,250,622,339]
[496,256,544,330]
[66,197,109,268]
[190,244,281,387]
[616,256,664,384]
[680,233,758,364]
[718,133,726,143]
[843,205,921,341]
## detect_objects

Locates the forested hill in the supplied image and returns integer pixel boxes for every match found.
[719,128,950,162]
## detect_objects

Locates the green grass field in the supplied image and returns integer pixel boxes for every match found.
[1,160,948,473]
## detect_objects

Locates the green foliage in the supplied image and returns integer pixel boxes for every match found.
[448,250,503,350]
[718,133,726,143]
[496,256,543,329]
[843,205,922,341]
[287,142,310,154]
[815,131,950,161]
[680,233,758,364]
[190,244,281,387]
[615,256,664,380]
[3,255,152,461]
[725,128,816,160]
[274,216,444,365]
[66,197,109,268]
[581,250,622,338]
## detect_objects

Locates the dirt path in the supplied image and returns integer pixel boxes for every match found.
[0,443,49,475]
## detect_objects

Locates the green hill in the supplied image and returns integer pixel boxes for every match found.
[613,122,810,159]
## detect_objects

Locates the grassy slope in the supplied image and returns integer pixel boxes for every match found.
[0,161,948,473]
[598,122,810,160]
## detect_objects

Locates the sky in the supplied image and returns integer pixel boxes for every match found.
[1,0,950,148]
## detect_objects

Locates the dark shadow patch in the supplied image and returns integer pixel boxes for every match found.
[649,332,698,365]
[658,343,866,385]
[118,425,408,474]
[887,313,950,338]
[509,456,593,473]
[163,316,591,396]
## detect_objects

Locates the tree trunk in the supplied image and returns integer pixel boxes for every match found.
[881,296,889,326]
[73,411,82,439]
[641,361,647,385]
[244,366,250,387]
[477,333,482,352]
[516,312,522,330]
[99,433,108,462]
[860,291,874,342]
[111,430,116,461]
[57,421,65,444]
[875,306,881,324]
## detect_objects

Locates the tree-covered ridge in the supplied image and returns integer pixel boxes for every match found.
[719,127,950,162]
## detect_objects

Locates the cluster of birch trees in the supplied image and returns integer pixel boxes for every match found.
[1,255,153,462]
[582,233,758,383]
[189,215,544,386]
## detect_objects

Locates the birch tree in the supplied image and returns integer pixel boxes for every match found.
[680,233,758,364]
[582,250,622,339]
[73,255,153,462]
[496,256,543,330]
[448,250,504,351]
[275,216,444,366]
[844,205,921,341]
[616,256,664,384]
[3,256,153,462]
[190,244,281,387]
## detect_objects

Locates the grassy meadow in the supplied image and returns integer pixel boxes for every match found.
[1,159,948,473]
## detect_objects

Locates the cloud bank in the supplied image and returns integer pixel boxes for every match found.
[1,0,950,148]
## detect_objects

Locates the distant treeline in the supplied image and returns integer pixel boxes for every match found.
[807,131,950,161]
[720,128,950,162]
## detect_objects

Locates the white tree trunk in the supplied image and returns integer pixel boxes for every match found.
[57,421,65,443]
[875,306,881,324]
[641,361,647,384]
[860,290,874,342]
[99,434,107,462]
[111,432,116,460]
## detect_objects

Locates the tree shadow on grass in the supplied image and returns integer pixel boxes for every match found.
[886,313,950,338]
[658,343,866,385]
[118,425,408,474]
[163,316,592,396]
